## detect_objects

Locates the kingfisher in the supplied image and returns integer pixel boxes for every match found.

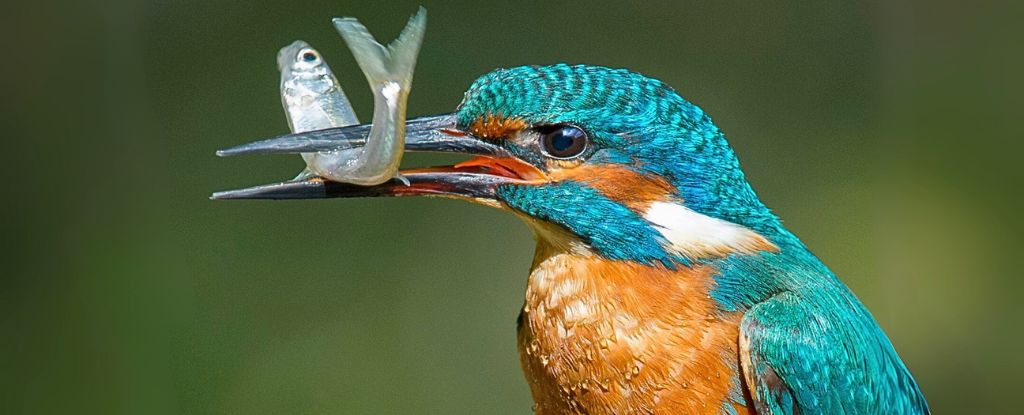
[215,64,929,414]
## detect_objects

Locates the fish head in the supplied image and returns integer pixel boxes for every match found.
[276,40,348,133]
[277,41,337,95]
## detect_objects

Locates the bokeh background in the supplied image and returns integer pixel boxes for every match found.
[4,0,1022,413]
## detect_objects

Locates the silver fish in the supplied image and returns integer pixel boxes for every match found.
[277,40,359,180]
[303,7,425,186]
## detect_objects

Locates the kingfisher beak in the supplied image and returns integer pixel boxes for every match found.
[211,113,546,204]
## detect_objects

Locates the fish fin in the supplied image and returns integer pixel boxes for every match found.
[332,7,426,87]
[394,173,411,186]
[292,168,317,181]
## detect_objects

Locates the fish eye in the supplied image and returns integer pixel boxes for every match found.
[538,124,588,159]
[299,50,319,63]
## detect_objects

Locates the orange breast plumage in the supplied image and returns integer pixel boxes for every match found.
[517,238,754,415]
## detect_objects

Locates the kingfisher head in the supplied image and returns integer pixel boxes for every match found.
[217,64,783,266]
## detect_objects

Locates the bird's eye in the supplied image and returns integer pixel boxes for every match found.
[539,124,588,159]
[299,50,319,63]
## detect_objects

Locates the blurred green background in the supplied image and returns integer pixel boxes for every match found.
[4,0,1022,413]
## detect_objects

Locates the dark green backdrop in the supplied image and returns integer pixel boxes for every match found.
[4,0,1022,413]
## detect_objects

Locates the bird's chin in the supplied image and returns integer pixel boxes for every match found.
[210,155,546,206]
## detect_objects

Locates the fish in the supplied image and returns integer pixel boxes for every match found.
[291,7,427,186]
[277,40,360,181]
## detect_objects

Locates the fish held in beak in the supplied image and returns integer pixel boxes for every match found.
[276,7,427,185]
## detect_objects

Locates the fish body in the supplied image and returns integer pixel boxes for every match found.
[277,40,360,180]
[311,7,425,185]
[277,8,426,186]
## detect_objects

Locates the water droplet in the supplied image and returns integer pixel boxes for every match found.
[540,355,550,366]
[523,304,531,313]
[599,380,611,392]
[599,338,609,349]
[586,348,594,361]
[682,382,689,389]
[632,366,640,376]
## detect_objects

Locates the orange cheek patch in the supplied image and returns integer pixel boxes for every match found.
[550,164,677,212]
[468,113,529,139]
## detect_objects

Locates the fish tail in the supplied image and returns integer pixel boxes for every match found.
[333,7,426,87]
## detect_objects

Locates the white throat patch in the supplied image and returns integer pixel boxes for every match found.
[643,201,776,260]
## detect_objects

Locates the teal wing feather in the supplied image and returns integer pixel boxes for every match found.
[739,290,929,415]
